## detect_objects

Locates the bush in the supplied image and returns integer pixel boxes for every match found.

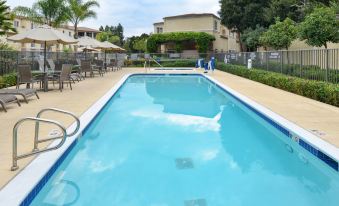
[146,32,215,53]
[124,59,196,68]
[0,73,16,88]
[218,64,339,107]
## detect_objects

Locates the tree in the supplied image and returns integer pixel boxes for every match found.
[260,18,298,50]
[133,38,147,52]
[66,0,99,38]
[219,0,271,51]
[241,26,266,51]
[98,23,125,46]
[265,0,304,23]
[108,35,120,45]
[96,31,110,42]
[299,7,339,48]
[0,0,16,35]
[13,0,68,27]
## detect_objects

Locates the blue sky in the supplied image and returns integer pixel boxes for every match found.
[7,0,220,37]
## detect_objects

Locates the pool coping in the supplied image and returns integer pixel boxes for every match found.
[0,73,338,206]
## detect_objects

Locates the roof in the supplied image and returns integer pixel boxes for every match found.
[62,25,100,33]
[163,13,220,20]
[153,22,164,25]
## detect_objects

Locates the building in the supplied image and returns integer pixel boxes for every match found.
[1,15,100,51]
[153,13,241,54]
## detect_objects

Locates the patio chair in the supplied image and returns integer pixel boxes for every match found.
[109,59,117,72]
[57,64,73,92]
[0,94,21,112]
[16,64,42,89]
[92,60,104,76]
[0,83,39,103]
[80,60,92,77]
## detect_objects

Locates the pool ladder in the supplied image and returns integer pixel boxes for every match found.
[11,108,80,171]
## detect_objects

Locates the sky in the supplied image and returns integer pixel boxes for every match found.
[6,0,220,37]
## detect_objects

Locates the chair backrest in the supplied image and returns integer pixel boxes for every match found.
[36,59,46,72]
[47,59,55,71]
[76,59,81,66]
[17,65,32,82]
[93,59,103,66]
[81,60,91,72]
[60,64,72,81]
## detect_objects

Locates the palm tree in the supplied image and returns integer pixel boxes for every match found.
[13,0,68,27]
[0,0,16,35]
[66,0,99,38]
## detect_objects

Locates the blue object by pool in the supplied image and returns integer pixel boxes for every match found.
[30,75,339,206]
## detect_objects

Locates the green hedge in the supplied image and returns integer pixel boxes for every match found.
[218,64,339,107]
[0,73,17,89]
[230,60,339,84]
[124,59,196,67]
[146,32,215,53]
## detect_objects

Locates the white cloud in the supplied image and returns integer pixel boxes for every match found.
[6,0,220,37]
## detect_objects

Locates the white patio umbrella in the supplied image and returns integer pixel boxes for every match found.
[96,41,125,68]
[77,36,103,58]
[7,25,78,91]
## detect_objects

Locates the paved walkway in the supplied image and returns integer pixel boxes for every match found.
[0,68,338,188]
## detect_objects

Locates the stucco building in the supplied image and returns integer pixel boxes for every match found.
[153,13,241,54]
[1,15,100,51]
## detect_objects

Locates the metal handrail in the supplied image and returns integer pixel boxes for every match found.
[33,108,80,151]
[11,108,81,171]
[11,117,67,171]
[149,56,163,68]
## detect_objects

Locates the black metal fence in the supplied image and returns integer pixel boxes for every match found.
[0,50,125,75]
[215,49,339,84]
[1,49,338,84]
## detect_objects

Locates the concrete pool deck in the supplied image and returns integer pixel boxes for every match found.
[0,67,338,188]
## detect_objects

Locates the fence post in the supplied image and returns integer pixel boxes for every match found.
[300,50,303,78]
[326,49,329,82]
[280,51,283,74]
[266,52,268,71]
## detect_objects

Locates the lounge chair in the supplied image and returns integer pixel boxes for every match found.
[0,94,21,112]
[47,59,56,72]
[16,64,42,89]
[0,84,39,103]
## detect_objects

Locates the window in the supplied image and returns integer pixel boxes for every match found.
[31,43,35,48]
[222,29,226,36]
[31,23,34,29]
[63,30,65,33]
[69,32,72,37]
[214,20,218,31]
[13,20,19,28]
[156,27,163,34]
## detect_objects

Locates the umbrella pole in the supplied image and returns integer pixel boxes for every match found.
[105,50,107,71]
[44,42,48,92]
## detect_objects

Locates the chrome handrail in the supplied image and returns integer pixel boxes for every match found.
[149,56,163,68]
[33,108,80,151]
[11,117,67,171]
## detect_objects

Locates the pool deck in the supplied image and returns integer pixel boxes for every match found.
[0,67,338,188]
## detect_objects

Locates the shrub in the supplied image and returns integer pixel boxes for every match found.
[218,64,339,107]
[146,32,215,53]
[0,73,16,88]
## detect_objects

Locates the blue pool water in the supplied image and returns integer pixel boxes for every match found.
[31,75,339,206]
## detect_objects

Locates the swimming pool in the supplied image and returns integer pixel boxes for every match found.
[2,74,339,205]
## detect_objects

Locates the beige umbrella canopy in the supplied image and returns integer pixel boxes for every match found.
[97,41,125,52]
[7,25,78,92]
[7,24,78,45]
[77,36,103,49]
